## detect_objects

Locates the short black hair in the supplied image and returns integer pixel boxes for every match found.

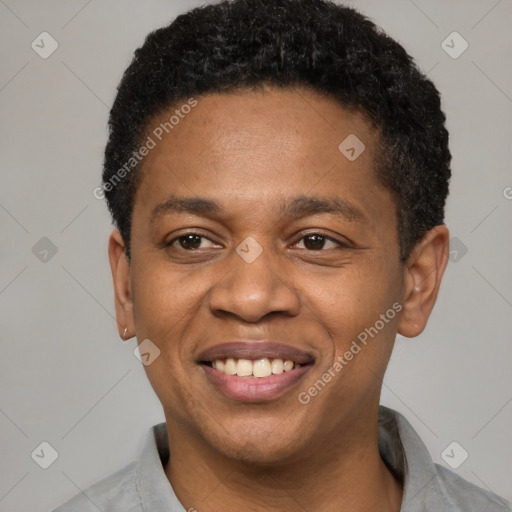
[103,0,451,261]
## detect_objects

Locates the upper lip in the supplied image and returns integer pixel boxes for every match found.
[198,341,315,365]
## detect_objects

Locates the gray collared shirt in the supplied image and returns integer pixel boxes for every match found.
[53,406,511,511]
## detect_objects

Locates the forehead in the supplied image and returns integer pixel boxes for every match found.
[133,87,393,230]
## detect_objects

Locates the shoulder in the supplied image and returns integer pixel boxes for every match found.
[52,461,142,512]
[432,463,511,512]
[378,406,511,512]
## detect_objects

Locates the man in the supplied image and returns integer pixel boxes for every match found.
[54,0,511,510]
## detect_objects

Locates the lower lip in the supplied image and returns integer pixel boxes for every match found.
[201,364,312,402]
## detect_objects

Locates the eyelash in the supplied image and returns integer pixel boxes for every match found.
[166,231,349,251]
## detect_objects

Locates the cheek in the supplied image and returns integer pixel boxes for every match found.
[132,257,201,322]
[130,258,212,373]
[130,260,210,416]
[301,257,401,394]
[306,263,396,337]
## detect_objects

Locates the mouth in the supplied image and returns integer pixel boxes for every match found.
[198,341,315,402]
[202,357,304,377]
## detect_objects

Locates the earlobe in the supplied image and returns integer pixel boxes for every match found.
[397,225,450,338]
[108,230,135,340]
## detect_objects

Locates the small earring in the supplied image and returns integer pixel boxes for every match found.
[123,327,128,340]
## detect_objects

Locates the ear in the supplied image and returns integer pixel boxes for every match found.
[108,230,135,340]
[398,225,450,338]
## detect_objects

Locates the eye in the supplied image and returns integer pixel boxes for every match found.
[294,233,343,251]
[168,233,218,250]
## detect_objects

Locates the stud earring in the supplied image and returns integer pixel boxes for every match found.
[123,327,128,340]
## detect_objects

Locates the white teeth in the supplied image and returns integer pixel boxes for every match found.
[211,357,300,377]
[283,360,294,371]
[271,358,284,374]
[236,359,253,377]
[224,358,237,375]
[253,358,272,377]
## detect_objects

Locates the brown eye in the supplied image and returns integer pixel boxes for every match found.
[304,234,326,250]
[295,233,342,251]
[170,233,218,250]
[178,234,203,250]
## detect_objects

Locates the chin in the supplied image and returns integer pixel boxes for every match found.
[204,416,312,467]
[218,439,301,467]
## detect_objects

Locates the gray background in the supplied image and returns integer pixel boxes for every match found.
[1,0,511,510]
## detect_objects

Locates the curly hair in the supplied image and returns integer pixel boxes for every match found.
[103,0,451,261]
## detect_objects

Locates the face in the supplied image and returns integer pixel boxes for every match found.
[110,87,448,465]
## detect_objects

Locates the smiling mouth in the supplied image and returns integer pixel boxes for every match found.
[201,357,309,378]
[197,341,315,401]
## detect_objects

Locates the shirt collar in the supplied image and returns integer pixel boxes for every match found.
[378,405,446,510]
[136,406,458,511]
[136,421,186,511]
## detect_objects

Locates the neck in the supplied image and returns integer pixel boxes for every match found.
[164,408,403,512]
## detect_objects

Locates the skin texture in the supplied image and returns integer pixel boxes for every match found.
[109,87,449,511]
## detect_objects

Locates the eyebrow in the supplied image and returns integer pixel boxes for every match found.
[151,195,220,222]
[151,194,366,223]
[279,195,366,222]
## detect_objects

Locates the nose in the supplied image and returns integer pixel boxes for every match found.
[208,244,301,323]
